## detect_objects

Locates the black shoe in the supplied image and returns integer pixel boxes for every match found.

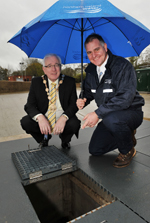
[39,139,48,148]
[61,142,71,149]
[39,135,51,148]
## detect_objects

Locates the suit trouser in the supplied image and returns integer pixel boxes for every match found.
[89,109,143,155]
[20,115,81,143]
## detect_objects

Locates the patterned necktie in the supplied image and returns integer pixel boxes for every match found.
[48,82,56,132]
[98,71,103,82]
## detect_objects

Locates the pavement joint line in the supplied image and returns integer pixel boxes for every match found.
[0,134,31,143]
[143,117,150,121]
[0,117,149,143]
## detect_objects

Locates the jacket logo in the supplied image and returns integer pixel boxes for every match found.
[105,79,112,84]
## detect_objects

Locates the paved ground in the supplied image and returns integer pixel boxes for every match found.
[0,90,150,142]
[1,90,150,223]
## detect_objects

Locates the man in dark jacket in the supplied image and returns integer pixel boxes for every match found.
[21,53,80,149]
[77,33,144,168]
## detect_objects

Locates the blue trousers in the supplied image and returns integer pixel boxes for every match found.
[89,109,143,155]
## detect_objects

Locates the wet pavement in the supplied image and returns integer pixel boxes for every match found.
[0,90,150,142]
[0,90,150,223]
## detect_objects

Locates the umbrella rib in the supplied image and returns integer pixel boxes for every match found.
[28,20,81,57]
[61,19,81,31]
[105,17,139,55]
[85,22,109,31]
[80,18,93,32]
[86,18,96,32]
[76,19,82,30]
[84,18,109,31]
[25,17,140,59]
[84,17,139,55]
[64,19,78,64]
[28,20,63,57]
[57,23,79,31]
[79,18,109,32]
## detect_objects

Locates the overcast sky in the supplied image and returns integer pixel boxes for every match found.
[0,0,150,70]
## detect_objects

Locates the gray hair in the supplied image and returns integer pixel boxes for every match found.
[43,53,62,66]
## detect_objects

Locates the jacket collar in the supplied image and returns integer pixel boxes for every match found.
[105,49,114,70]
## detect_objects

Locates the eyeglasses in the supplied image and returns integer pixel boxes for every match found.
[44,63,61,69]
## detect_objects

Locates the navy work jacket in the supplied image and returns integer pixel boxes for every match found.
[81,50,145,119]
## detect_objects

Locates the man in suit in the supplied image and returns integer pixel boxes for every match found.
[21,53,81,149]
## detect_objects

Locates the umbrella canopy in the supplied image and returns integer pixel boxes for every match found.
[8,0,150,65]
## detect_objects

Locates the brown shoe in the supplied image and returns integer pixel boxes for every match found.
[113,147,136,168]
[132,130,137,146]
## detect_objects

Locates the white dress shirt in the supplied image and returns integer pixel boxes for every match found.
[96,55,109,82]
[33,78,64,122]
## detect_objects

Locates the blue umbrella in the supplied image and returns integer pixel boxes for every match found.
[8,0,150,60]
[8,0,150,94]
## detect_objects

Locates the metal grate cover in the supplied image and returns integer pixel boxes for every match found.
[12,145,77,181]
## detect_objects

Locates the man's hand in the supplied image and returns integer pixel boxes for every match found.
[37,114,51,135]
[82,112,99,129]
[76,98,87,110]
[53,115,67,135]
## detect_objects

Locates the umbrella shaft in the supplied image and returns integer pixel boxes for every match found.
[81,18,84,99]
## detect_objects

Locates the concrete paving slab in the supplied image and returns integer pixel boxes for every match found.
[134,152,150,168]
[0,91,150,142]
[141,93,150,119]
[1,123,150,223]
[76,201,146,223]
[66,132,150,222]
[0,158,40,223]
[0,92,27,139]
[0,89,150,222]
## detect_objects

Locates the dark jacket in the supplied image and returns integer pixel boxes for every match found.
[25,74,78,119]
[82,50,145,119]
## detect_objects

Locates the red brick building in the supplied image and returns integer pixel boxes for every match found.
[8,75,32,82]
